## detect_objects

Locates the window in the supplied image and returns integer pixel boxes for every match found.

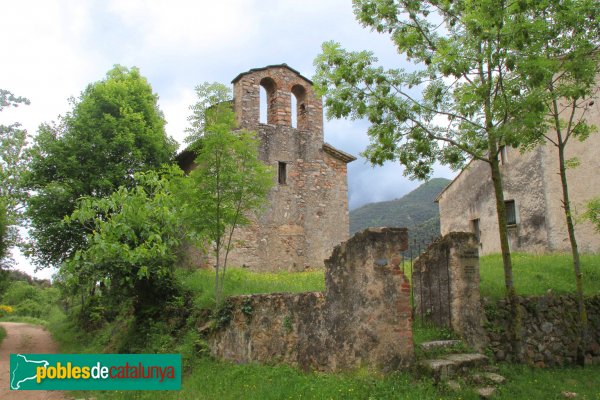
[291,84,307,130]
[470,218,481,242]
[290,93,297,128]
[505,200,517,225]
[278,162,287,185]
[500,146,508,165]
[259,77,277,124]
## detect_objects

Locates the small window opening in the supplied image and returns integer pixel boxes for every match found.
[259,86,268,123]
[291,84,307,130]
[278,162,287,185]
[470,218,481,242]
[500,146,508,165]
[290,94,297,128]
[259,77,277,124]
[505,200,517,225]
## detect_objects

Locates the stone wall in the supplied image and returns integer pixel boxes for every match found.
[485,295,600,367]
[209,228,414,372]
[413,232,487,350]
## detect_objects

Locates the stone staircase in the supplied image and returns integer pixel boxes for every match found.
[418,340,506,398]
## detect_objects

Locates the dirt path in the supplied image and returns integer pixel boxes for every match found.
[0,322,65,400]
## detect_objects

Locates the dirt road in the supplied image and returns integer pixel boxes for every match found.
[0,322,65,400]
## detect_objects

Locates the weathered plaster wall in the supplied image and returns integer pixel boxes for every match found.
[413,232,487,350]
[437,73,600,255]
[485,295,600,366]
[209,228,414,372]
[437,147,548,254]
[541,97,600,253]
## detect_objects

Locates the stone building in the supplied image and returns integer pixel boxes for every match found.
[178,64,356,271]
[436,94,600,255]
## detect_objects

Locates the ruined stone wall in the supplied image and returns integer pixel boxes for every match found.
[437,147,550,255]
[412,232,487,350]
[209,228,414,372]
[485,295,600,366]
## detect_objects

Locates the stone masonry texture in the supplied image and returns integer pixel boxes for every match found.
[178,64,355,271]
[208,228,414,372]
[485,294,600,367]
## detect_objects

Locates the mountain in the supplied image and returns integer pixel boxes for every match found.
[349,178,451,254]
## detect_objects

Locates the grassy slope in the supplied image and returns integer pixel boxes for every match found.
[480,253,600,300]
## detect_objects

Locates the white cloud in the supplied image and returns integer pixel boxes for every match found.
[106,0,258,54]
[159,86,197,147]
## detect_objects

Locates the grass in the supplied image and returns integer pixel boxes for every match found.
[71,358,600,400]
[58,253,600,399]
[178,267,325,309]
[479,253,600,300]
[0,325,6,344]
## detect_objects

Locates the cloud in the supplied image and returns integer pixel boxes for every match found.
[1,0,458,278]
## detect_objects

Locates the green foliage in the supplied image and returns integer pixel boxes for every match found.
[182,88,274,306]
[62,166,185,320]
[480,253,600,300]
[1,280,61,321]
[185,82,233,146]
[0,89,30,264]
[314,1,556,179]
[0,200,7,262]
[25,65,177,268]
[584,198,600,233]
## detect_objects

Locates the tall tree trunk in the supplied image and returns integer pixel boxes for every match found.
[489,150,522,361]
[557,141,588,366]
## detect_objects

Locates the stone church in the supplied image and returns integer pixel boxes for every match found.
[178,64,356,271]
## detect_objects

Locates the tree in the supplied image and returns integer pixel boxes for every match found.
[181,84,274,306]
[0,89,30,265]
[516,0,600,365]
[62,166,186,321]
[585,198,600,232]
[313,0,567,356]
[25,66,178,268]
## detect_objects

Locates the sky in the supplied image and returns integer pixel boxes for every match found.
[0,0,455,279]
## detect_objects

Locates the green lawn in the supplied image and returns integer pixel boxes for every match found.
[479,253,600,300]
[178,267,325,309]
[76,359,600,400]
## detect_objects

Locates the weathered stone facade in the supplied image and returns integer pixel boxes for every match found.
[178,65,355,271]
[436,75,600,254]
[485,294,600,367]
[413,232,487,350]
[209,228,414,372]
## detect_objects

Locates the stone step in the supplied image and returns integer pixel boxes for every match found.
[419,353,488,381]
[419,339,463,352]
[471,372,507,385]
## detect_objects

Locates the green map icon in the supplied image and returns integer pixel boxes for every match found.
[10,354,49,390]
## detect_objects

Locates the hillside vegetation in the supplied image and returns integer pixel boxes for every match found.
[349,178,450,252]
